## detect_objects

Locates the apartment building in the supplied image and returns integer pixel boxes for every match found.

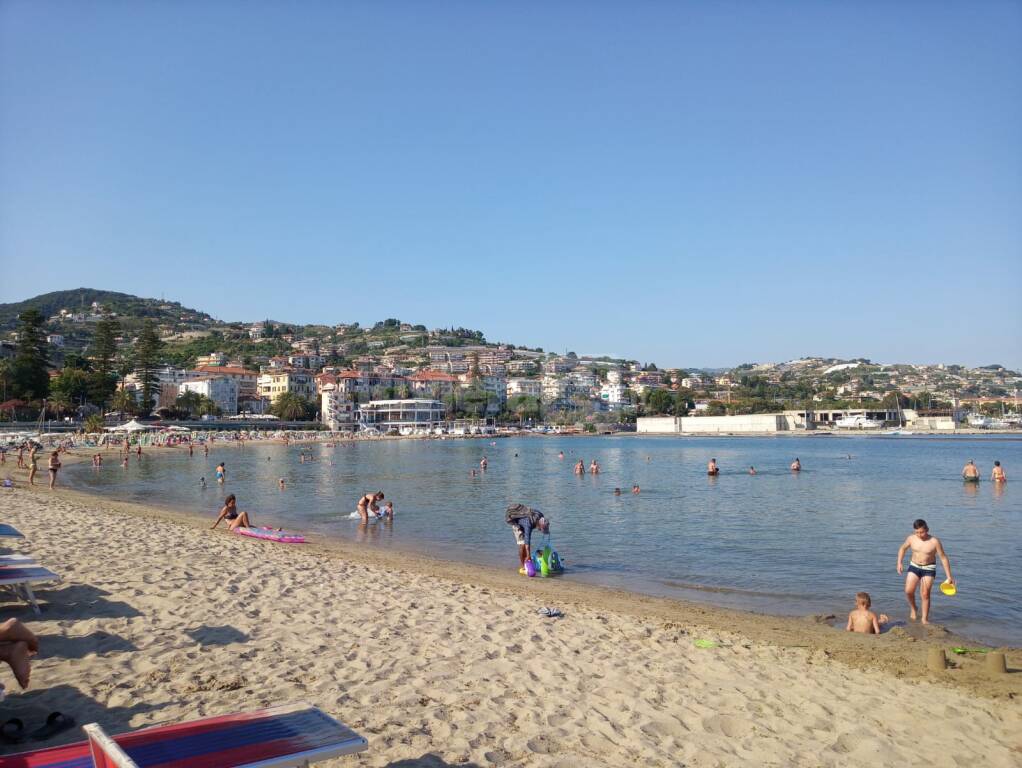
[179,377,240,415]
[257,370,316,403]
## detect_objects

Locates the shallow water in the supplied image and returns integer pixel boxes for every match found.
[67,434,1022,645]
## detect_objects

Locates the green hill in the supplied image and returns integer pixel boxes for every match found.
[0,288,217,332]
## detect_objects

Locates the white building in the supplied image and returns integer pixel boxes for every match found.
[600,382,630,410]
[288,353,325,371]
[320,383,356,431]
[507,378,542,398]
[179,376,240,416]
[46,334,65,347]
[359,399,446,433]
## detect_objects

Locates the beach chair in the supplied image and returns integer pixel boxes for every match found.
[0,565,60,614]
[0,554,37,566]
[4,703,368,767]
[0,523,25,538]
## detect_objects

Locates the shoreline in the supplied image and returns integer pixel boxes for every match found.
[19,458,1022,701]
[1,486,1020,766]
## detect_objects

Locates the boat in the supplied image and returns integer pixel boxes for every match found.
[835,415,883,429]
[966,413,992,429]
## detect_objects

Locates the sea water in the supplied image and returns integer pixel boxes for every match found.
[67,434,1022,645]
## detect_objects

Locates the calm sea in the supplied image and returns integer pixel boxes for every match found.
[66,434,1022,645]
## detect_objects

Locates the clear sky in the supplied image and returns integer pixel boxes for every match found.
[2,1,1020,369]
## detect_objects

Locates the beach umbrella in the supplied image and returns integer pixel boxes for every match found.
[105,419,158,432]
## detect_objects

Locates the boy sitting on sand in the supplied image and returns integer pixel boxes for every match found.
[846,592,888,634]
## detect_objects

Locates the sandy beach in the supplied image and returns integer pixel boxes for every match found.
[0,482,1020,767]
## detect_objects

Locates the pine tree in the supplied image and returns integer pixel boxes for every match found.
[133,319,164,416]
[88,314,121,408]
[12,309,50,401]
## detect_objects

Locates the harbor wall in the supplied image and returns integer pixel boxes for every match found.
[636,414,789,434]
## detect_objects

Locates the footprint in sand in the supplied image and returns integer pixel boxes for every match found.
[701,714,755,739]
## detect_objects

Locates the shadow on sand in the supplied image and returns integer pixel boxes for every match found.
[0,683,172,756]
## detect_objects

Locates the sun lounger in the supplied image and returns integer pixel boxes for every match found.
[5,703,368,767]
[0,523,25,538]
[0,565,61,614]
[0,554,36,566]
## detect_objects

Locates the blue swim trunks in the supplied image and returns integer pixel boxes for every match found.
[908,562,936,579]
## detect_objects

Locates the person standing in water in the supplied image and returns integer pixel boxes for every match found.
[896,518,954,624]
[991,461,1007,482]
[505,503,549,572]
[707,458,719,476]
[790,458,801,472]
[589,459,600,475]
[962,460,980,481]
[574,459,585,475]
[357,491,384,523]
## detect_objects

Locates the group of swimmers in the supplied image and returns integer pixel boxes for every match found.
[961,459,1007,482]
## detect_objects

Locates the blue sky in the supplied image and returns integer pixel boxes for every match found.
[2,1,1020,369]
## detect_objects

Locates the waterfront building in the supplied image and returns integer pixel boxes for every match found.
[359,399,446,433]
[179,377,240,416]
[46,334,64,347]
[407,370,458,399]
[194,366,259,399]
[320,383,356,431]
[258,370,316,403]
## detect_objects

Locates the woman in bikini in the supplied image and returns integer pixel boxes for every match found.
[211,494,252,530]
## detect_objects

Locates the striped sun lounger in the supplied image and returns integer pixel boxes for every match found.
[0,554,37,566]
[5,703,368,767]
[0,565,61,614]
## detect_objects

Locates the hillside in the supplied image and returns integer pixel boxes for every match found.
[0,288,217,333]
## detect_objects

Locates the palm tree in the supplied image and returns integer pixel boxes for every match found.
[84,414,105,433]
[272,392,309,421]
[197,396,221,418]
[47,392,72,418]
[111,389,137,416]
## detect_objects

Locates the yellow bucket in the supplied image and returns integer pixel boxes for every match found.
[939,581,957,596]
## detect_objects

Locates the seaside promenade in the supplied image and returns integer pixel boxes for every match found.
[1,474,1020,766]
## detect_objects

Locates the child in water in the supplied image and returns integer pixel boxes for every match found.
[384,501,394,518]
[846,592,888,634]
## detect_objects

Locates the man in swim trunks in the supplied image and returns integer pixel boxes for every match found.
[505,503,549,570]
[896,518,954,624]
[707,458,718,475]
[790,458,801,472]
[357,491,384,523]
[991,461,1007,482]
[962,460,980,481]
[211,494,252,530]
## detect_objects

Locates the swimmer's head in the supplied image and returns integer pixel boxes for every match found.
[913,518,928,533]
[855,591,871,608]
[994,460,1001,467]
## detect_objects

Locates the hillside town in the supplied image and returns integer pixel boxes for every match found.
[1,291,1019,433]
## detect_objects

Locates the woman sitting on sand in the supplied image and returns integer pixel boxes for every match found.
[211,494,252,530]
